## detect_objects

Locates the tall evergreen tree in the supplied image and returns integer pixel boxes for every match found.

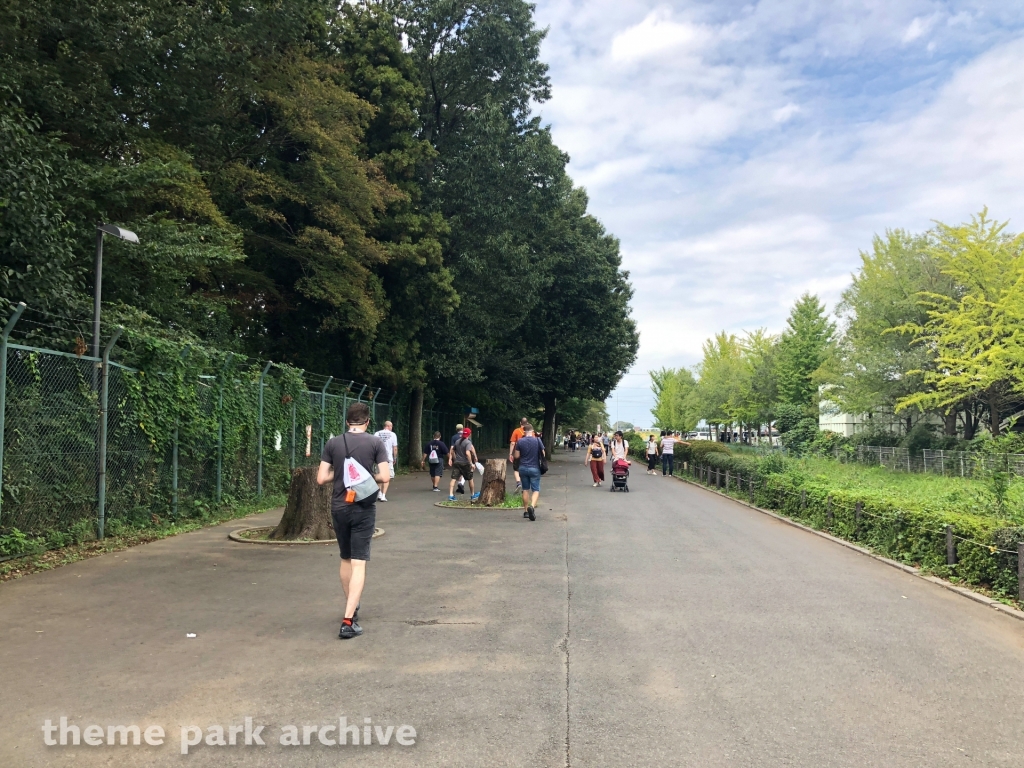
[775,293,835,410]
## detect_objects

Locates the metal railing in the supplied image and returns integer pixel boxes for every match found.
[832,445,1024,478]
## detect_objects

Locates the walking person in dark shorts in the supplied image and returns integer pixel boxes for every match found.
[317,401,390,639]
[513,423,545,521]
[421,431,448,492]
[448,427,480,501]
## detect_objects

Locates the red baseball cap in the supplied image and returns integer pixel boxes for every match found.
[462,428,472,438]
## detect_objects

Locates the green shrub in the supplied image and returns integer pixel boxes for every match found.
[70,518,96,544]
[0,528,44,557]
[678,441,730,464]
[781,418,819,455]
[899,423,937,455]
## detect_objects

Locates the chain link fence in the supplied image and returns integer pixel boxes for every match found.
[1,337,505,548]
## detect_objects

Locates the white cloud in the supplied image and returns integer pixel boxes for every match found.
[772,102,801,123]
[610,8,712,63]
[902,16,934,43]
[533,1,1024,424]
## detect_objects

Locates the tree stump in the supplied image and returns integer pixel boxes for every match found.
[270,466,335,541]
[479,459,507,506]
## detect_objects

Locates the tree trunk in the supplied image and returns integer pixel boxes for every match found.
[989,388,1001,437]
[479,459,507,506]
[270,466,334,540]
[943,409,958,437]
[963,408,977,440]
[407,384,424,468]
[542,393,557,454]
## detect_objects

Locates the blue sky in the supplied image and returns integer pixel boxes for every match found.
[531,0,1024,427]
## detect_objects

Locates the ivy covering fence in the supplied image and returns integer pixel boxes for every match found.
[0,313,506,554]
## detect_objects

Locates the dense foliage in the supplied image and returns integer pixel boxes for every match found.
[0,0,638,457]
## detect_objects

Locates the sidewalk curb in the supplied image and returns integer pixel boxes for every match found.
[672,474,1024,624]
[228,526,385,544]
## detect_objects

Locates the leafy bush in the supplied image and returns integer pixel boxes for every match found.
[677,441,730,464]
[781,418,819,455]
[899,423,937,455]
[775,403,805,433]
[848,427,900,447]
[0,528,44,557]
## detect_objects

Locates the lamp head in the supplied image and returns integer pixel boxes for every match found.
[97,224,139,243]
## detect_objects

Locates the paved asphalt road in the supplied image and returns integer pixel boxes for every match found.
[2,451,1024,767]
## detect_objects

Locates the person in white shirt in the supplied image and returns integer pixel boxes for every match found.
[373,420,399,501]
[645,435,659,474]
[659,430,690,476]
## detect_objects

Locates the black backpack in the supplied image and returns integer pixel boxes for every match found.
[591,444,603,459]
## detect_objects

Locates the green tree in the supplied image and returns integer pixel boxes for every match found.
[776,293,835,410]
[830,230,955,433]
[693,332,745,436]
[650,367,698,432]
[896,210,1024,436]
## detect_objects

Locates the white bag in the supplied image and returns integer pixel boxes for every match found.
[475,461,485,475]
[428,448,439,464]
[343,457,378,501]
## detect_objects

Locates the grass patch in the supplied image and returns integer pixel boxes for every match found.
[438,492,524,509]
[0,494,287,583]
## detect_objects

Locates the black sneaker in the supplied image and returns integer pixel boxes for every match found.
[352,603,360,622]
[523,509,529,518]
[527,506,536,521]
[338,621,363,639]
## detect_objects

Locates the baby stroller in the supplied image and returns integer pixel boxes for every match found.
[610,459,630,492]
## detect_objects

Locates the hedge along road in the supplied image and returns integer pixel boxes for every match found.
[1,452,1024,767]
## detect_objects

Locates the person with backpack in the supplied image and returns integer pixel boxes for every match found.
[317,401,391,640]
[513,423,545,521]
[421,432,449,492]
[586,434,606,486]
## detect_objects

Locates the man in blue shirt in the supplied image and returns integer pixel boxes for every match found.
[513,423,545,521]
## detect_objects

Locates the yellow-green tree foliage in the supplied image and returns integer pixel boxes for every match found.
[896,210,1024,435]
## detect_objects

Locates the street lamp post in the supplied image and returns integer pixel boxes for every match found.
[93,224,139,359]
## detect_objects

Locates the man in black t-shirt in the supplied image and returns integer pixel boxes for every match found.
[421,432,449,492]
[318,401,390,639]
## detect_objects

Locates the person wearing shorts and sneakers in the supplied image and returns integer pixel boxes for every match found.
[509,417,528,492]
[513,423,545,521]
[448,428,480,501]
[318,401,390,640]
[373,420,398,501]
[421,432,448,491]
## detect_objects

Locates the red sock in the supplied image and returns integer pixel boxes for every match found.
[343,617,353,626]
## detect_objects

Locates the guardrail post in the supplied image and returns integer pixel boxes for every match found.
[725,470,730,491]
[1018,542,1024,604]
[97,327,123,539]
[945,525,957,566]
[0,302,27,527]
[171,346,191,518]
[216,353,233,504]
[827,496,835,528]
[319,376,333,455]
[290,399,297,472]
[257,361,273,497]
[801,490,806,511]
[748,475,754,503]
